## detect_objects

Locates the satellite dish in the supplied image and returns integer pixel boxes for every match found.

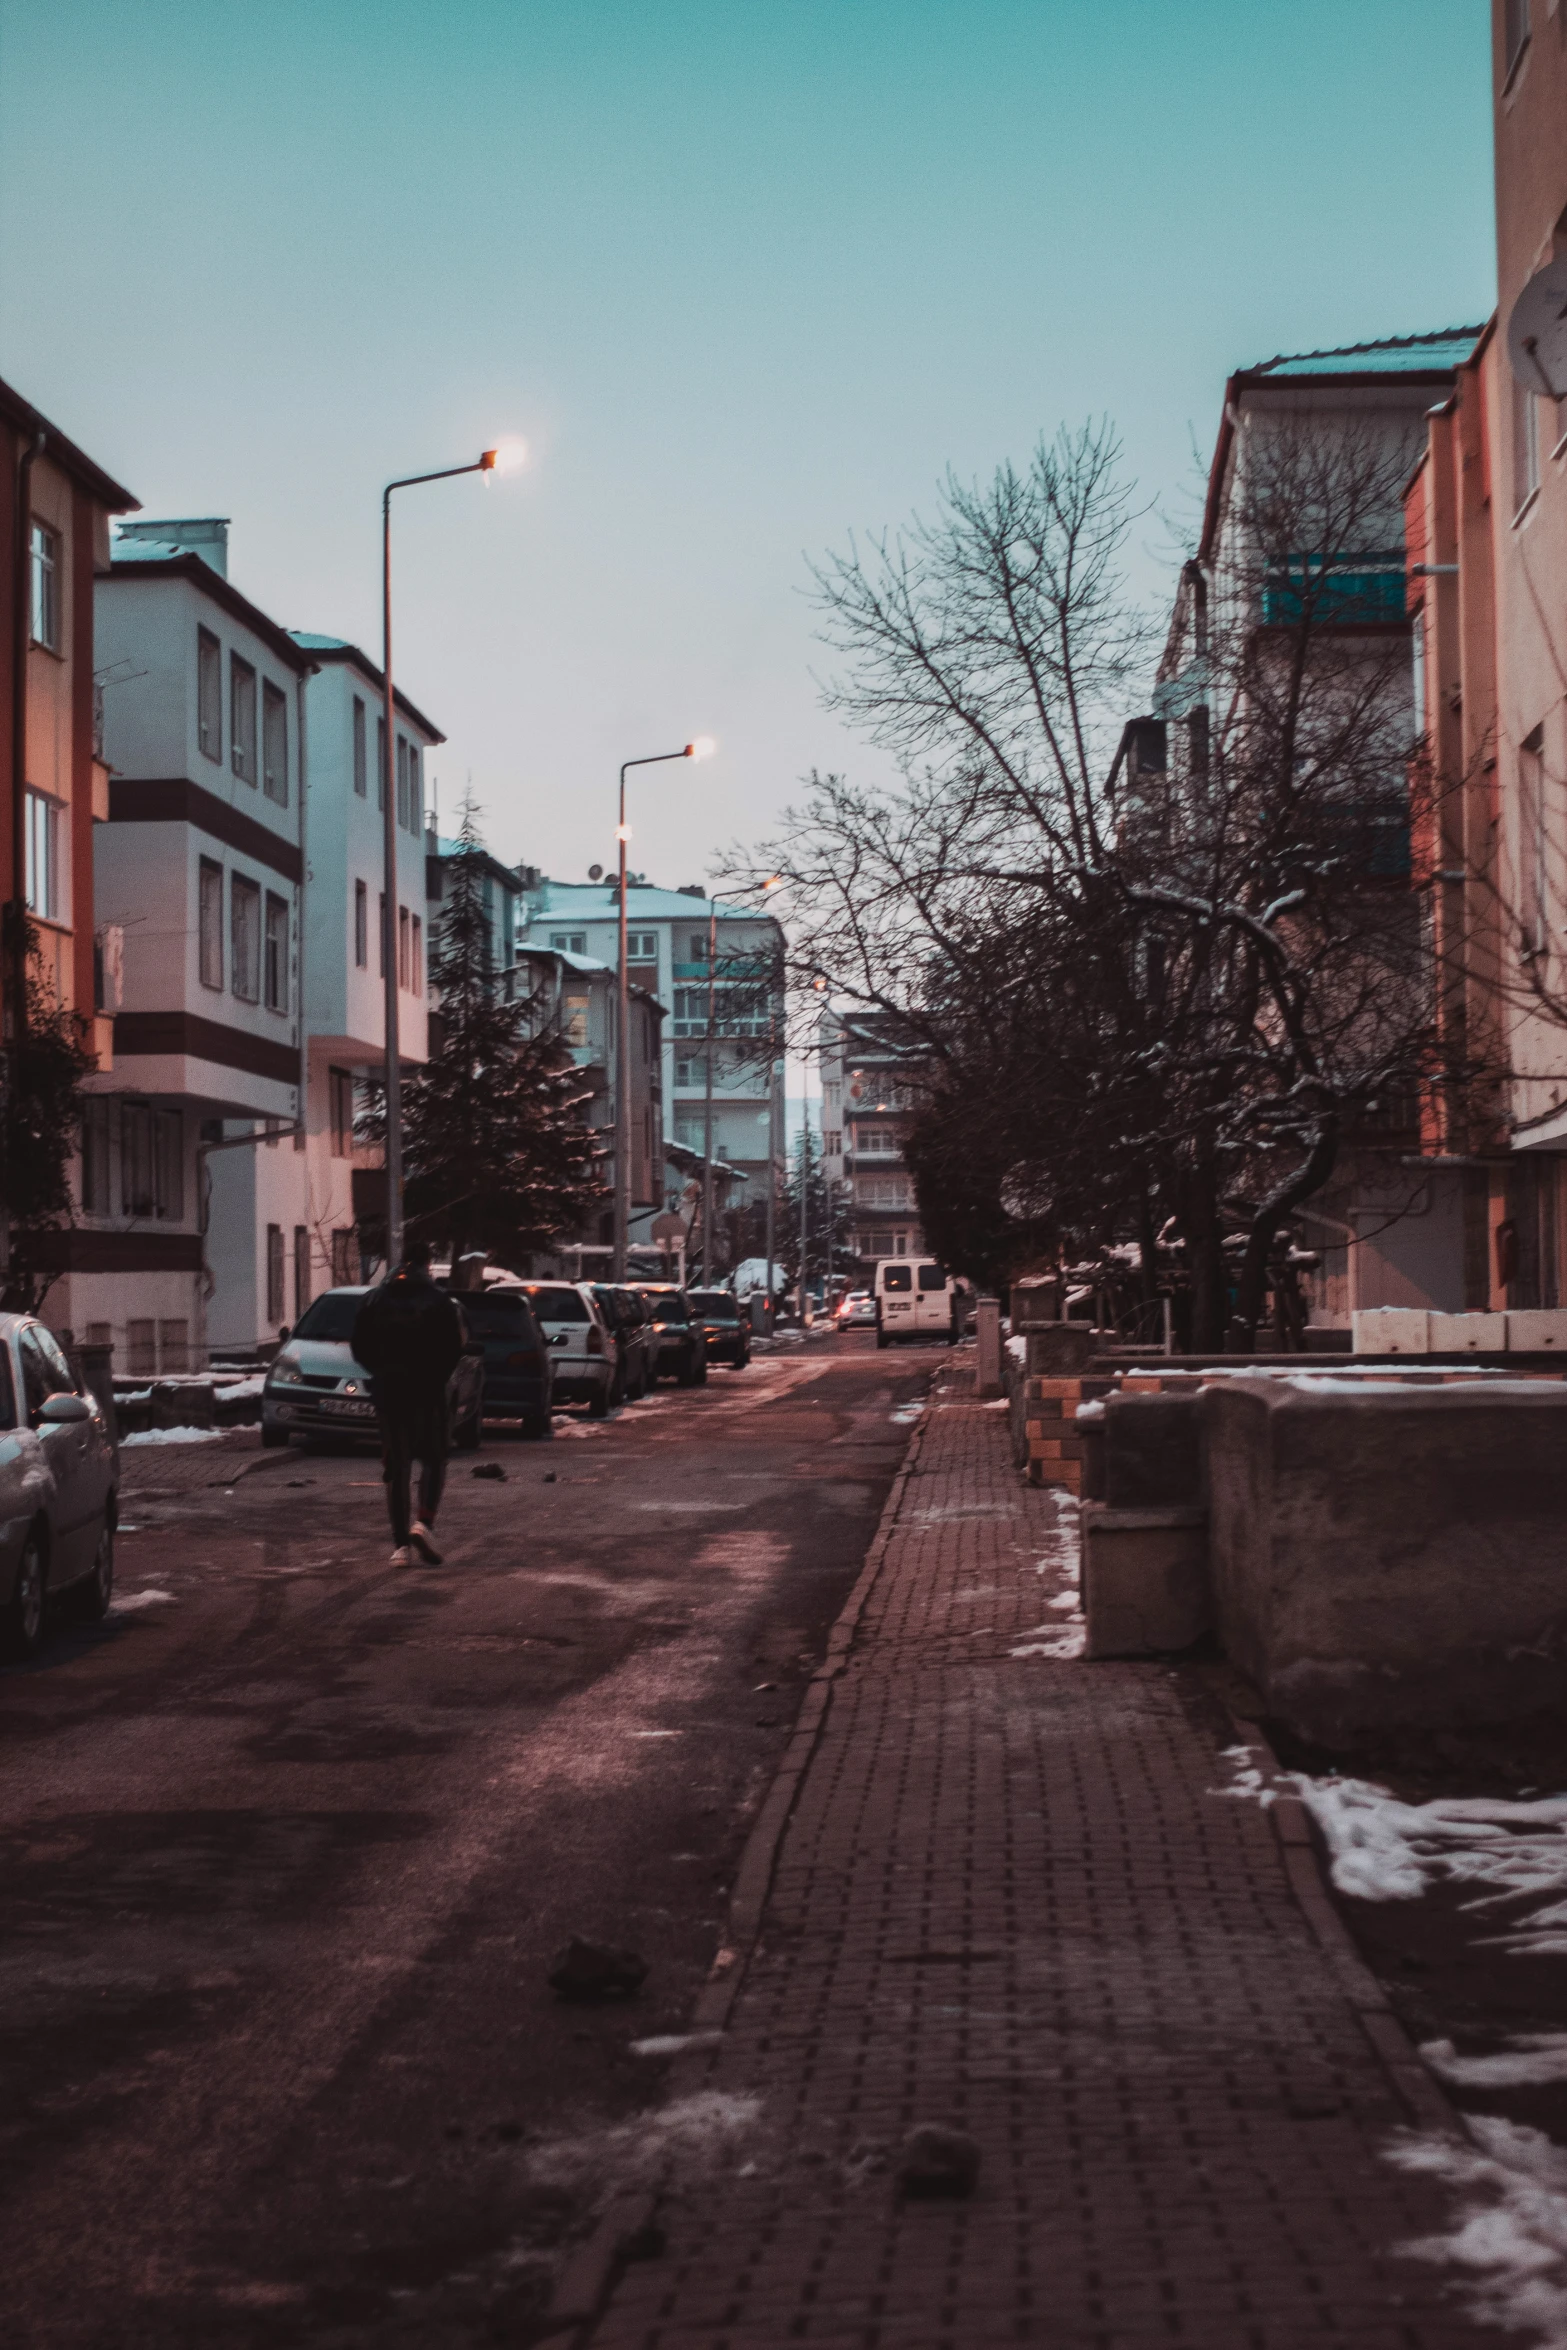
[1507,255,1567,399]
[588,863,603,881]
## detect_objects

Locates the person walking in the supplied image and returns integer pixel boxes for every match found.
[351,1238,465,1567]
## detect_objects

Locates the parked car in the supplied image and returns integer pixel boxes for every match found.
[591,1285,656,1403]
[520,1282,616,1417]
[836,1290,877,1329]
[689,1289,750,1369]
[444,1284,553,1438]
[875,1259,960,1347]
[631,1286,707,1386]
[0,1313,118,1660]
[261,1286,486,1449]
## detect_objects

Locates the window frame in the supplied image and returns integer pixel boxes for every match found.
[264,890,290,1013]
[153,1108,184,1220]
[329,1066,354,1158]
[230,655,258,784]
[81,1096,113,1215]
[197,627,223,761]
[198,857,224,990]
[1514,370,1542,519]
[266,1224,286,1326]
[262,679,289,806]
[121,1100,155,1218]
[231,872,262,1002]
[352,696,367,796]
[23,788,59,920]
[29,520,59,652]
[354,877,368,968]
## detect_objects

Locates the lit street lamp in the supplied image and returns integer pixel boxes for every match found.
[379,440,523,1268]
[614,738,714,1279]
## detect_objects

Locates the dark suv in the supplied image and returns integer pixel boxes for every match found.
[631,1286,707,1387]
[443,1284,553,1438]
[591,1285,655,1402]
[689,1289,750,1370]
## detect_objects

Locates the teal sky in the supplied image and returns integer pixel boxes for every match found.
[1,0,1495,890]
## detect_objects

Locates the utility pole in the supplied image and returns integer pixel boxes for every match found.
[763,1050,777,1324]
[799,1101,809,1316]
[702,894,717,1282]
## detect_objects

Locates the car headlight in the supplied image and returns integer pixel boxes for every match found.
[269,1363,304,1386]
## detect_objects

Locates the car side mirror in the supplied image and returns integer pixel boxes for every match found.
[40,1392,92,1425]
[278,1325,291,1344]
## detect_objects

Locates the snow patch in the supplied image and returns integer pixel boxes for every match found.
[119,1425,225,1448]
[890,1402,925,1425]
[1389,2117,1567,2344]
[1423,2037,1567,2090]
[1010,1621,1086,1660]
[112,1588,176,1613]
[629,2031,724,2058]
[524,2090,762,2201]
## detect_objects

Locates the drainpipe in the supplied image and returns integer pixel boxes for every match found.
[10,427,44,1051]
[294,667,311,1153]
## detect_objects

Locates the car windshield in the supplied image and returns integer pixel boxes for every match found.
[292,1291,363,1343]
[689,1292,737,1319]
[460,1294,540,1340]
[524,1285,591,1324]
[917,1264,949,1291]
[642,1292,689,1325]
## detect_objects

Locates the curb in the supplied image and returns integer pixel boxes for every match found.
[1223,1719,1465,2141]
[537,1370,942,2344]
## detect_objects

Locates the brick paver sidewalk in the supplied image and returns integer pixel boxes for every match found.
[585,1372,1484,2349]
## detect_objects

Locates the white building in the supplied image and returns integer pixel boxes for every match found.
[59,521,312,1372]
[818,1006,927,1267]
[517,879,783,1255]
[204,633,440,1353]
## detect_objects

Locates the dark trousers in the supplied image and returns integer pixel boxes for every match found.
[377,1390,449,1547]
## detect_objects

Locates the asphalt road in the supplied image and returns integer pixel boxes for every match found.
[0,1333,935,2350]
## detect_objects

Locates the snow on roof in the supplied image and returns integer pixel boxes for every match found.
[525,879,772,924]
[1248,328,1484,380]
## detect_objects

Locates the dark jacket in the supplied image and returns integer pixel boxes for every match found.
[352,1268,465,1404]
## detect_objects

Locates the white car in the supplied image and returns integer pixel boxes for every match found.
[261,1286,485,1450]
[0,1313,118,1659]
[875,1259,960,1346]
[836,1291,877,1329]
[520,1282,616,1417]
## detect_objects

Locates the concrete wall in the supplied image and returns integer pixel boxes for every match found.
[1204,1377,1567,1744]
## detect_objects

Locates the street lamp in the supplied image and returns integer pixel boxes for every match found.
[614,737,713,1280]
[379,442,521,1269]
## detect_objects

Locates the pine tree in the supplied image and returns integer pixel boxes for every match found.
[779,1123,852,1290]
[0,929,97,1312]
[365,802,603,1267]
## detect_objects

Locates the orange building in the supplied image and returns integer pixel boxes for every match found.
[1,378,137,1062]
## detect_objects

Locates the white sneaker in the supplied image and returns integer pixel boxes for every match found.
[410,1520,443,1565]
[390,1544,415,1567]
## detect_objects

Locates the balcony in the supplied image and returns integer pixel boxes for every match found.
[1261,551,1407,629]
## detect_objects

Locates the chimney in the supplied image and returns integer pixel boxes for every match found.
[115,517,230,577]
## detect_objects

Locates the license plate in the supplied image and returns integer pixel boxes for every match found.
[321,1397,376,1418]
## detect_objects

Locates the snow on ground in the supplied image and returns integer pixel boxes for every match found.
[1389,2116,1567,2347]
[1423,2038,1567,2091]
[523,2090,762,2204]
[214,1374,265,1401]
[1218,1756,1567,1955]
[119,1426,226,1448]
[111,1589,176,1613]
[890,1402,925,1425]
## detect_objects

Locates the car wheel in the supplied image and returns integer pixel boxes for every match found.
[587,1379,611,1419]
[677,1355,698,1388]
[455,1406,482,1452]
[78,1522,114,1623]
[522,1407,553,1440]
[876,1328,889,1349]
[3,1531,47,1661]
[261,1420,290,1449]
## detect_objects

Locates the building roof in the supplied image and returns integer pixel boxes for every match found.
[0,374,139,515]
[106,543,311,673]
[525,879,771,925]
[1241,328,1485,383]
[288,633,445,742]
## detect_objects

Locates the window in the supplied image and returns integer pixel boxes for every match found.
[24,790,58,919]
[824,1129,841,1157]
[410,912,423,995]
[121,1102,154,1216]
[396,734,409,830]
[330,1067,354,1157]
[266,1224,285,1325]
[378,892,387,976]
[563,992,590,1047]
[231,874,261,1000]
[154,1109,183,1219]
[689,932,709,963]
[406,740,421,832]
[551,930,587,955]
[199,858,224,989]
[398,903,411,991]
[331,1228,356,1285]
[264,892,289,1012]
[354,878,368,967]
[628,931,658,961]
[1514,372,1542,516]
[231,656,257,782]
[855,1126,899,1155]
[377,716,387,811]
[158,1321,189,1372]
[126,1320,157,1376]
[917,1263,948,1291]
[353,696,367,796]
[19,1326,75,1422]
[1505,0,1530,81]
[198,628,222,760]
[882,1264,912,1292]
[82,1097,112,1213]
[293,1225,310,1321]
[29,521,58,650]
[262,681,289,805]
[1520,726,1548,957]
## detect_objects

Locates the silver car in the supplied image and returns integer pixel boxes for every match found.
[0,1313,118,1660]
[260,1286,486,1449]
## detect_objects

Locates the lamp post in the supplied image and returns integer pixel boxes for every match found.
[614,738,713,1280]
[379,441,521,1269]
[702,892,718,1282]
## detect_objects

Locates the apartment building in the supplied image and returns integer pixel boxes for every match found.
[517,879,782,1252]
[0,379,136,1299]
[47,520,308,1369]
[1402,0,1567,1314]
[819,1006,927,1267]
[205,633,439,1351]
[1154,327,1480,1327]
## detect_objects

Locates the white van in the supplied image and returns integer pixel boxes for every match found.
[875,1258,958,1346]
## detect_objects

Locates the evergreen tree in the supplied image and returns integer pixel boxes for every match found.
[364,802,603,1267]
[779,1123,852,1290]
[0,927,97,1312]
